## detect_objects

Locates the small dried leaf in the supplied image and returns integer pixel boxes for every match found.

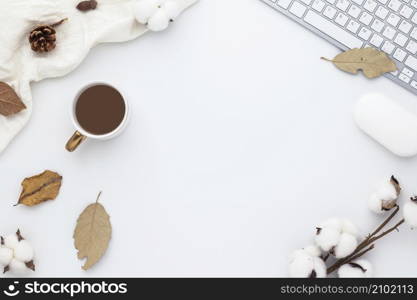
[25,260,36,271]
[16,229,24,241]
[309,270,317,278]
[3,265,9,274]
[77,0,97,11]
[0,82,26,116]
[390,175,401,196]
[322,48,397,79]
[348,262,367,272]
[17,170,62,206]
[73,192,111,270]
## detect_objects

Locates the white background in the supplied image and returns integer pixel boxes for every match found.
[2,0,417,277]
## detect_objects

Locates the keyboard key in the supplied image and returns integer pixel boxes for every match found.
[375,6,389,19]
[336,0,350,10]
[387,13,401,27]
[400,5,414,18]
[394,33,408,46]
[406,40,417,54]
[359,12,373,25]
[371,19,385,32]
[393,48,407,61]
[402,67,414,77]
[324,5,337,18]
[383,26,396,39]
[312,0,326,11]
[388,0,403,11]
[304,11,363,48]
[353,0,365,4]
[411,27,417,39]
[335,12,349,26]
[412,12,417,24]
[290,1,307,17]
[347,19,361,32]
[382,41,396,53]
[348,5,362,18]
[399,20,412,34]
[300,0,313,4]
[399,73,411,83]
[405,55,417,71]
[411,80,417,89]
[277,0,292,8]
[359,27,373,39]
[412,0,417,8]
[376,0,388,4]
[364,0,378,11]
[370,33,384,46]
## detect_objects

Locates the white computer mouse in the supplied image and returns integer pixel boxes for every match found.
[354,93,417,157]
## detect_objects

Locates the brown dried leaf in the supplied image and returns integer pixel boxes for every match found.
[0,82,26,117]
[390,175,401,196]
[17,170,62,206]
[322,48,397,79]
[73,192,111,270]
[25,260,36,271]
[16,229,24,241]
[77,0,97,11]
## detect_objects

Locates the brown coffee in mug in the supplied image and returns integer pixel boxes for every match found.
[65,83,129,152]
[76,84,125,135]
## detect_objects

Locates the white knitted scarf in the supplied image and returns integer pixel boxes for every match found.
[0,0,196,154]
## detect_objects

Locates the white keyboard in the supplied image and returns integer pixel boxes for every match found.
[262,0,417,94]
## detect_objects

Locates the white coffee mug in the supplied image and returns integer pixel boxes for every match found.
[65,82,129,152]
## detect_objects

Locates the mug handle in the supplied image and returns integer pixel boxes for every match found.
[65,131,86,152]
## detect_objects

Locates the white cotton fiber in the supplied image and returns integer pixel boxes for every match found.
[0,247,13,266]
[14,240,34,262]
[334,233,358,258]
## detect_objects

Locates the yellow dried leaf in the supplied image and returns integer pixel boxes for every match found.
[322,48,397,79]
[17,170,62,206]
[73,192,112,270]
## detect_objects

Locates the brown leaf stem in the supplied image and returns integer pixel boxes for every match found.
[326,208,404,275]
[51,18,68,27]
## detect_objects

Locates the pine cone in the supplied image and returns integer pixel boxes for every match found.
[29,25,56,53]
[28,19,67,53]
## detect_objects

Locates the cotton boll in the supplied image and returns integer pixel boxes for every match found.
[14,240,34,262]
[9,259,27,274]
[147,10,170,31]
[134,0,161,24]
[0,247,13,266]
[341,219,358,237]
[334,233,358,258]
[404,200,417,228]
[162,1,181,20]
[375,180,397,200]
[4,234,19,250]
[338,260,372,278]
[369,176,400,213]
[315,227,341,252]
